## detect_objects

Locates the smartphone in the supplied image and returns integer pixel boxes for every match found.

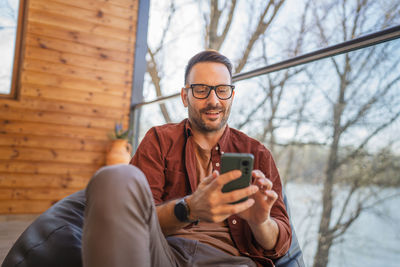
[220,153,254,203]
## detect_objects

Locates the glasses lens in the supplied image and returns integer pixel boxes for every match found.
[190,84,233,99]
[191,85,210,98]
[216,85,232,99]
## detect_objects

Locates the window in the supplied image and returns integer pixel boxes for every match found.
[0,0,25,99]
[137,1,400,265]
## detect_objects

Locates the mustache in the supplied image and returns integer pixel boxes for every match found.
[200,105,224,113]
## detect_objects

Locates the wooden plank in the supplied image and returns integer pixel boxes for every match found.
[0,160,102,175]
[49,0,137,20]
[0,105,118,130]
[25,34,132,64]
[0,147,105,165]
[24,45,132,77]
[1,97,127,120]
[21,83,130,109]
[0,188,79,201]
[108,0,138,9]
[1,121,110,141]
[0,200,57,214]
[27,9,133,45]
[21,70,130,98]
[0,133,108,153]
[23,58,130,86]
[34,0,134,29]
[0,172,91,189]
[28,5,132,40]
[27,21,132,52]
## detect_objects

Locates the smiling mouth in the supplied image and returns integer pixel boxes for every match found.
[205,111,221,115]
[204,110,222,117]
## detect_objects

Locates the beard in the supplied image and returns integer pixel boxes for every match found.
[187,99,232,133]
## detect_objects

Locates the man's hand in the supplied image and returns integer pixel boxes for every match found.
[238,170,278,225]
[186,170,259,222]
[238,169,280,250]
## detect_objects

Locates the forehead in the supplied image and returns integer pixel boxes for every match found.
[187,62,231,85]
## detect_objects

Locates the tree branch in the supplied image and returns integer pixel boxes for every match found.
[206,0,237,50]
[235,0,286,73]
[147,48,172,123]
[338,109,400,167]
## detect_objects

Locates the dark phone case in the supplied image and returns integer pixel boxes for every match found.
[220,153,254,203]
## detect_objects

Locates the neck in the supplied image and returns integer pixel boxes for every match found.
[190,123,227,150]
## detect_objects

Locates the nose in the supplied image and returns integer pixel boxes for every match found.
[206,88,219,105]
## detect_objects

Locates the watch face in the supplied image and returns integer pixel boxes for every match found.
[174,198,189,222]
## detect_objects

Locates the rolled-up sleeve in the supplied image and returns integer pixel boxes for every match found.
[130,127,165,204]
[229,146,292,265]
[258,148,292,258]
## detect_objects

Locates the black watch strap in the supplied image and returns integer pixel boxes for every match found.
[174,197,198,224]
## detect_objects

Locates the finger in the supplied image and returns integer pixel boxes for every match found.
[252,170,266,180]
[210,169,242,189]
[220,185,258,204]
[264,190,278,205]
[254,177,273,191]
[255,189,278,204]
[213,198,255,216]
[201,170,219,185]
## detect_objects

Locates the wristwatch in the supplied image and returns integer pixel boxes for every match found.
[174,196,198,223]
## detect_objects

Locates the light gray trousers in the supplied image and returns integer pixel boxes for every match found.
[82,164,256,267]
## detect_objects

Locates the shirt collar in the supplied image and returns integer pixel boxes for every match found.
[216,125,230,153]
[184,119,193,137]
[183,118,230,153]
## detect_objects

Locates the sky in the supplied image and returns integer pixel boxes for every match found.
[0,0,19,94]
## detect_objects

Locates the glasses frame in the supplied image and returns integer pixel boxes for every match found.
[186,84,235,100]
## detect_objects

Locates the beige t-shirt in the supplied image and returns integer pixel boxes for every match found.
[172,141,240,256]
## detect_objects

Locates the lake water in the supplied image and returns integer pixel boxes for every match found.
[285,183,400,267]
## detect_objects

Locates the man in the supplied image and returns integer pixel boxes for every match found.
[82,50,292,267]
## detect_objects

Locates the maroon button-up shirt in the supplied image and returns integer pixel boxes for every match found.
[130,119,291,266]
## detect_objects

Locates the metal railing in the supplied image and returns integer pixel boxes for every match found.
[130,25,400,151]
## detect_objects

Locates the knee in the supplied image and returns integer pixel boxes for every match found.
[86,164,151,202]
[91,164,146,185]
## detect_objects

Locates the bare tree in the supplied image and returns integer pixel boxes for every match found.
[146,1,177,123]
[146,0,287,123]
[204,0,237,51]
[231,0,311,173]
[308,1,400,266]
[201,0,287,73]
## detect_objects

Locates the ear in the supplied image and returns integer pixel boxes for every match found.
[231,89,235,101]
[181,87,188,107]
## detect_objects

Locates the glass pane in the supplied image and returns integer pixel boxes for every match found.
[231,39,400,266]
[0,0,20,95]
[141,1,400,266]
[139,37,400,266]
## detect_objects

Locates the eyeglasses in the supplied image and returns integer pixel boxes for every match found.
[186,84,235,100]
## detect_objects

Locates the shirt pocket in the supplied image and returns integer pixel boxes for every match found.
[163,169,188,201]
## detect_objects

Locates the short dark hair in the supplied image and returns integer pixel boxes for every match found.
[184,50,233,85]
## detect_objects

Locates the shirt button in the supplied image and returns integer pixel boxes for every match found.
[232,219,237,224]
[216,162,220,167]
[215,147,219,151]
[221,151,224,154]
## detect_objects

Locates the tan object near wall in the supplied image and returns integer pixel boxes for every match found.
[106,139,132,165]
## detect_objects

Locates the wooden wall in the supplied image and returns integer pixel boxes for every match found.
[0,0,139,213]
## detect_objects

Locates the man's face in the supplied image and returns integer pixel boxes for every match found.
[181,62,234,133]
